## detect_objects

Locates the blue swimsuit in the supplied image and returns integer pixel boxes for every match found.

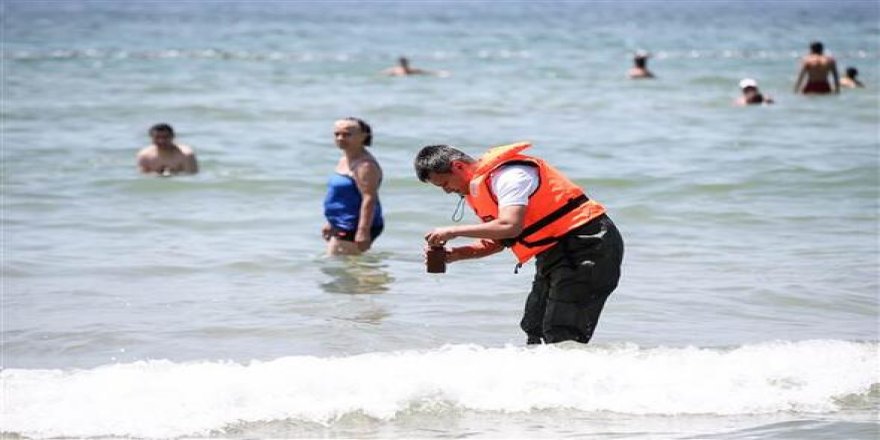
[323,170,383,241]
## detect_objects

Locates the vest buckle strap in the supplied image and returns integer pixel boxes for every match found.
[516,193,590,248]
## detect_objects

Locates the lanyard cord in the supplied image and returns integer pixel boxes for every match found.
[451,196,465,222]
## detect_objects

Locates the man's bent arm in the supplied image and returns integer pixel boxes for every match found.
[425,205,526,245]
[448,239,504,262]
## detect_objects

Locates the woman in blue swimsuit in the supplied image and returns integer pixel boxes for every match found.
[322,117,384,255]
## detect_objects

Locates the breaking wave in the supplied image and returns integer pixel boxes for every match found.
[2,339,877,438]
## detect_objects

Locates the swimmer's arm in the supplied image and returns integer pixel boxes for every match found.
[831,58,840,93]
[136,151,154,174]
[382,67,405,76]
[177,145,198,174]
[185,152,199,174]
[353,161,381,238]
[794,62,807,93]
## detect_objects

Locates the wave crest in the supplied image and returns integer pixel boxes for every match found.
[3,339,877,437]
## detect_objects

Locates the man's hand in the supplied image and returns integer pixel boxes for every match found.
[355,230,372,252]
[322,223,332,241]
[425,227,457,246]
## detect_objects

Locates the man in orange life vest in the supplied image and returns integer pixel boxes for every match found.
[415,142,624,344]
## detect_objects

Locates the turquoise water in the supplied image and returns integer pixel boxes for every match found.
[3,1,879,438]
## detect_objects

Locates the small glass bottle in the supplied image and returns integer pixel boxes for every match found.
[426,246,446,273]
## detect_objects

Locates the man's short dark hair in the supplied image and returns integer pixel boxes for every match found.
[414,145,475,182]
[810,41,823,54]
[846,66,858,77]
[149,123,174,136]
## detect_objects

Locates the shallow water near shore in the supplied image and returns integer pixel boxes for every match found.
[3,1,879,438]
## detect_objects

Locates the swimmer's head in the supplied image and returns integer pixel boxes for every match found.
[633,51,649,68]
[149,123,175,149]
[846,66,858,78]
[739,78,758,92]
[809,41,823,55]
[399,57,410,68]
[334,117,372,149]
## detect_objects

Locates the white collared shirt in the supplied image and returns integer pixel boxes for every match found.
[490,164,539,207]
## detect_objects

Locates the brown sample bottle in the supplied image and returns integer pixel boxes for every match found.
[426,246,446,273]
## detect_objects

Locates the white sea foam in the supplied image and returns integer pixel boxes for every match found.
[2,340,877,438]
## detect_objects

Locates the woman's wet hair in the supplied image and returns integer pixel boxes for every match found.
[149,123,174,136]
[414,144,475,182]
[342,117,372,146]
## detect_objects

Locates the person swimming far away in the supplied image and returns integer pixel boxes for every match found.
[382,56,449,77]
[841,66,864,88]
[136,123,198,176]
[793,41,840,94]
[627,50,654,79]
[735,78,774,106]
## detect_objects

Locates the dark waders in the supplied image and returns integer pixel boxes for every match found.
[520,214,624,344]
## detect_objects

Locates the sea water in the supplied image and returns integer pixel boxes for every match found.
[2,1,878,438]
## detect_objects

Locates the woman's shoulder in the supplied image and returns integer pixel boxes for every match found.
[350,155,383,186]
[351,154,382,171]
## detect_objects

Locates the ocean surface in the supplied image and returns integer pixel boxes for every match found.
[2,1,879,438]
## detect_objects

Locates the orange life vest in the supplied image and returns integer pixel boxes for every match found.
[465,142,606,263]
